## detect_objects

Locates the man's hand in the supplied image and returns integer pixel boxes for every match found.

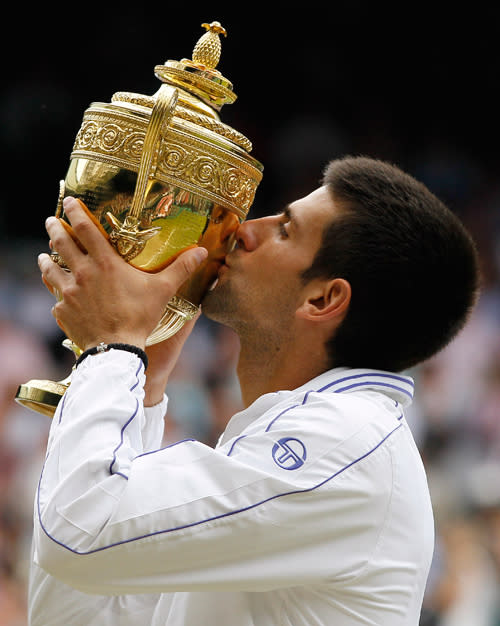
[38,197,208,354]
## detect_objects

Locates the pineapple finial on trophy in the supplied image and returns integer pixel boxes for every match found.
[155,20,236,110]
[193,22,227,69]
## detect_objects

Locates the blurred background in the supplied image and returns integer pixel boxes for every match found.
[1,4,500,624]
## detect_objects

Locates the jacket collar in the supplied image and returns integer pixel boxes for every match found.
[292,367,414,406]
[219,368,414,445]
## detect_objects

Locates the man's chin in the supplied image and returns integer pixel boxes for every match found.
[201,281,234,323]
[201,283,223,318]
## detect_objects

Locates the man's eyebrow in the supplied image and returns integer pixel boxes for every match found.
[275,204,296,225]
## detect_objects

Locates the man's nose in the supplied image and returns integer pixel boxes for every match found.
[235,214,278,251]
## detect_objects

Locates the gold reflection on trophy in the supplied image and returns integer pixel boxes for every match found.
[15,21,263,417]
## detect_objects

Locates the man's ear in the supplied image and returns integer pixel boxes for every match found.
[296,278,351,323]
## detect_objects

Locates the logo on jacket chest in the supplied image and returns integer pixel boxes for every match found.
[272,437,307,470]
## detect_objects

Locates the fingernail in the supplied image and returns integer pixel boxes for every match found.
[45,216,57,227]
[193,247,208,263]
[63,196,76,210]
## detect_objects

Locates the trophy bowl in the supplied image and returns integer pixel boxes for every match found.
[15,21,263,417]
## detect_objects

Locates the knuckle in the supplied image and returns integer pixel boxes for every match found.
[50,231,64,249]
[179,257,192,275]
[75,218,91,233]
[71,218,91,240]
[71,266,86,285]
[60,281,76,301]
[179,252,197,275]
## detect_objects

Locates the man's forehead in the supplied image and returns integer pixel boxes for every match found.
[289,186,336,220]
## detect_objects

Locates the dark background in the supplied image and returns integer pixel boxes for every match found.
[2,6,500,624]
[2,4,500,259]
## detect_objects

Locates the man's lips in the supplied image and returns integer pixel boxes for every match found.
[217,261,229,276]
[207,259,229,291]
[217,254,232,270]
[203,254,227,270]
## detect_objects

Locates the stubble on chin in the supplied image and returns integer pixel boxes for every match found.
[201,281,255,341]
[201,281,237,324]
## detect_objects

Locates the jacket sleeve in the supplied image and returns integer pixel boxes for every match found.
[29,371,167,622]
[33,350,394,596]
[29,555,161,626]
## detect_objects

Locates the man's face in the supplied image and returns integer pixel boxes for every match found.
[202,185,336,337]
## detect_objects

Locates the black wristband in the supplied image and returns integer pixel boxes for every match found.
[75,342,148,370]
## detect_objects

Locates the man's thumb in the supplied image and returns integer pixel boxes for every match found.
[161,246,208,290]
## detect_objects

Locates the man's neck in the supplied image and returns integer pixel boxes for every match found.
[236,336,329,408]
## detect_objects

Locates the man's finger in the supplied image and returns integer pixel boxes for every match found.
[42,275,56,297]
[159,246,208,293]
[62,197,111,261]
[59,220,87,253]
[38,252,70,293]
[45,216,86,269]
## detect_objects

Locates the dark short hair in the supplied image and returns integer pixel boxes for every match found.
[302,156,480,372]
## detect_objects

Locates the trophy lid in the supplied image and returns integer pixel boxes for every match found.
[155,21,237,112]
[112,21,253,149]
[74,20,261,221]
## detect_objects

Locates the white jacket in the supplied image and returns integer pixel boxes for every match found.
[30,350,434,625]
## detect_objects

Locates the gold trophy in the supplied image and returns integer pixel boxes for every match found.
[16,21,263,418]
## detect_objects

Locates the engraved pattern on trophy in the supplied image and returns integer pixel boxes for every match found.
[72,115,260,216]
[15,21,263,417]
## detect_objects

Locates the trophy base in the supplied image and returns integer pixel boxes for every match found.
[15,295,199,418]
[15,378,70,418]
[146,295,199,345]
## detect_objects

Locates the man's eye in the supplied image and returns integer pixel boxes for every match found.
[279,222,289,238]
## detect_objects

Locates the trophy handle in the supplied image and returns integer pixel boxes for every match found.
[107,84,179,261]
